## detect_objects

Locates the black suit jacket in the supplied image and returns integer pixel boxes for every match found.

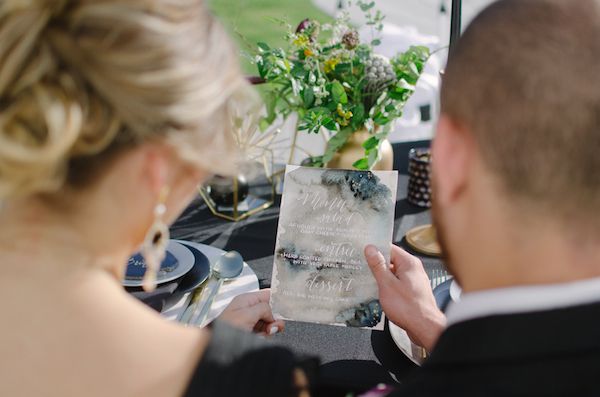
[391,301,600,396]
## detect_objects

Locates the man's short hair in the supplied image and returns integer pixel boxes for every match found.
[441,0,600,224]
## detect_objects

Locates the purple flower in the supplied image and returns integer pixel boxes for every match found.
[295,18,311,33]
[295,18,320,42]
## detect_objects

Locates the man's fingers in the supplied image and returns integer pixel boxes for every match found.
[364,245,394,287]
[390,244,422,272]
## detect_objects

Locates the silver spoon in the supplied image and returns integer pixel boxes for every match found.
[188,250,244,327]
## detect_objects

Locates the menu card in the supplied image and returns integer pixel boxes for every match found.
[270,166,398,329]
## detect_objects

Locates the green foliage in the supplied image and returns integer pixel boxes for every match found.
[322,129,353,164]
[250,1,430,169]
[330,81,348,104]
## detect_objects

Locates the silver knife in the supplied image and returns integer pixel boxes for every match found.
[180,283,209,325]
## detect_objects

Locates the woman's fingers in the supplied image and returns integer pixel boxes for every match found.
[253,319,284,335]
[266,319,285,335]
[245,301,275,324]
[253,288,271,303]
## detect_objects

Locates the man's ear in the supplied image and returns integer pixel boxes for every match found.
[432,114,474,206]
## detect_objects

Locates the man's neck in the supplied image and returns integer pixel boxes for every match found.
[454,216,600,293]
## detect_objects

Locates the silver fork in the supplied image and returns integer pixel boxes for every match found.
[427,265,449,289]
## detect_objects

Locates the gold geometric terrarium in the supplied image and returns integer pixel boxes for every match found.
[199,91,278,222]
[199,159,275,222]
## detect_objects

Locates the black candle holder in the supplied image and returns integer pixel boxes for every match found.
[407,148,432,208]
[199,160,275,222]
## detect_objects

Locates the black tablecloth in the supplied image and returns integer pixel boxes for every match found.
[170,141,444,395]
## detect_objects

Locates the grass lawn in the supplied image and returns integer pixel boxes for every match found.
[208,0,334,74]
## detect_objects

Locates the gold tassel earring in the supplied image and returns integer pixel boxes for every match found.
[141,186,170,292]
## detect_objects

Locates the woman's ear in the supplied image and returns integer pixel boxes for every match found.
[431,115,474,207]
[142,145,170,197]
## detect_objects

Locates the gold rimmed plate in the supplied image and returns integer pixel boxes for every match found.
[405,224,442,257]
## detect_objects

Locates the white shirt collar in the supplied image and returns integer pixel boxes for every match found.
[445,276,600,326]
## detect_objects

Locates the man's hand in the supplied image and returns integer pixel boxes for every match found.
[218,289,285,336]
[365,244,446,351]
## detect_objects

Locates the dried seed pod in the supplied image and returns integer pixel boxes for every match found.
[342,30,360,50]
[362,54,397,111]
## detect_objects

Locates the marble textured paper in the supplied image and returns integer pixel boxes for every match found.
[270,165,398,329]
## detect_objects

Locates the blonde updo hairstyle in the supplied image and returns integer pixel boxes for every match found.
[0,0,244,200]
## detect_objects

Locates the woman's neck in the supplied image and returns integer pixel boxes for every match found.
[0,198,133,282]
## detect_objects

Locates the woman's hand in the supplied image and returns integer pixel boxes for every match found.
[218,289,285,336]
[364,244,446,351]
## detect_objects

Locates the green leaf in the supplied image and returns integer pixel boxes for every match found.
[306,156,324,168]
[359,1,375,11]
[352,157,370,170]
[367,149,379,168]
[256,58,267,78]
[259,118,271,132]
[362,136,379,151]
[291,62,308,79]
[323,117,337,130]
[299,107,337,134]
[350,103,365,130]
[326,100,338,111]
[409,62,419,77]
[370,39,381,46]
[397,79,415,90]
[355,44,372,61]
[334,62,352,74]
[322,129,352,163]
[263,93,277,124]
[387,90,404,100]
[257,42,270,52]
[308,106,330,116]
[384,104,396,112]
[373,112,390,125]
[330,81,348,104]
[302,88,314,108]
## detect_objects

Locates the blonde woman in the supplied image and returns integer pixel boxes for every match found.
[0,1,312,396]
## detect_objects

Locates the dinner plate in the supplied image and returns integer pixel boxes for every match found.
[450,279,462,301]
[122,241,195,287]
[162,240,260,325]
[388,323,428,365]
[405,224,442,257]
[173,242,211,294]
[431,278,462,310]
[433,278,453,311]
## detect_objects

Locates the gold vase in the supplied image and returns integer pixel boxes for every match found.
[326,129,394,170]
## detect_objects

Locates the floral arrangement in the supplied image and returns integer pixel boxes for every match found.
[253,1,430,169]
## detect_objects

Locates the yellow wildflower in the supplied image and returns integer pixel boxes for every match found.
[304,48,314,57]
[337,117,350,127]
[336,103,353,120]
[324,58,340,73]
[293,34,310,48]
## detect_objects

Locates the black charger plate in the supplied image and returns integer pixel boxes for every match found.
[174,242,211,294]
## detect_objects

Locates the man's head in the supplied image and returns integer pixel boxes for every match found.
[432,0,600,289]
